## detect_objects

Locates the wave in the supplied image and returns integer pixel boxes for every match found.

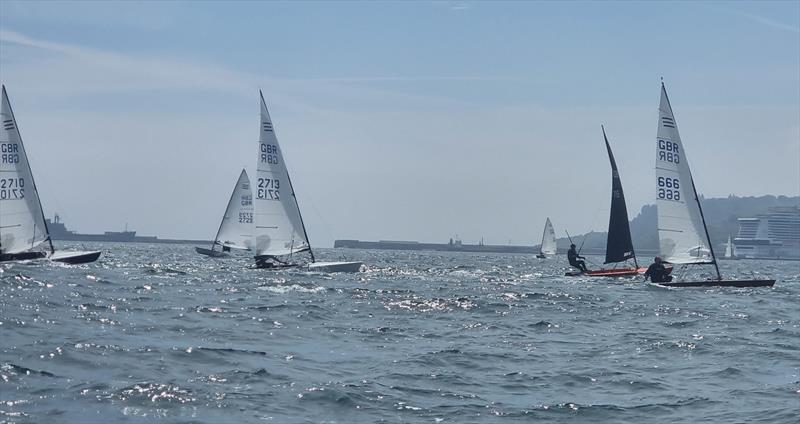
[256,283,326,294]
[1,363,58,379]
[107,382,196,405]
[383,296,477,312]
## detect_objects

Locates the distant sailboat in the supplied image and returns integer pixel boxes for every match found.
[536,217,556,258]
[253,91,363,272]
[723,235,734,259]
[0,86,100,264]
[653,82,772,287]
[565,126,647,277]
[196,169,253,257]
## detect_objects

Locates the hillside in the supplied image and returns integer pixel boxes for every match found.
[553,195,799,253]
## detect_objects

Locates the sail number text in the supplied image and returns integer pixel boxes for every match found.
[0,177,25,199]
[657,139,680,164]
[257,178,280,200]
[1,143,20,164]
[260,143,280,165]
[657,177,680,201]
[238,212,253,223]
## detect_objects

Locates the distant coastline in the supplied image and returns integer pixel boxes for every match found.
[335,195,799,259]
[333,239,661,257]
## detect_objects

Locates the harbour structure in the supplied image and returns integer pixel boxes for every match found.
[734,206,800,260]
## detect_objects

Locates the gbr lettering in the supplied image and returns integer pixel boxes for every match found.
[657,139,680,164]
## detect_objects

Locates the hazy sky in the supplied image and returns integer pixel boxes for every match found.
[1,1,798,247]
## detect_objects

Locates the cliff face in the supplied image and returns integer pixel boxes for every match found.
[555,195,800,252]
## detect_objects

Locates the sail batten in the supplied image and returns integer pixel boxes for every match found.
[602,126,636,264]
[655,83,714,264]
[253,92,311,258]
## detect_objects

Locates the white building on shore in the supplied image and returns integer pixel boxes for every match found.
[734,206,800,260]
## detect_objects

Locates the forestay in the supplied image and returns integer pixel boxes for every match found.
[253,92,310,257]
[540,217,557,255]
[214,169,254,251]
[655,83,713,264]
[603,127,635,264]
[0,86,50,254]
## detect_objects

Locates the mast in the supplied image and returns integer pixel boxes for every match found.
[661,82,720,279]
[283,166,315,262]
[259,91,315,263]
[2,86,55,255]
[688,173,721,279]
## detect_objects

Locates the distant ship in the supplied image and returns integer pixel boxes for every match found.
[734,206,800,260]
[46,214,208,245]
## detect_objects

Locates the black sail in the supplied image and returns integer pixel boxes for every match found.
[602,126,636,264]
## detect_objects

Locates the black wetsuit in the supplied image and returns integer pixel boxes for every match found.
[568,247,587,272]
[644,262,672,283]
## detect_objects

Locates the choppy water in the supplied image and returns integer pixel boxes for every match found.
[1,242,798,423]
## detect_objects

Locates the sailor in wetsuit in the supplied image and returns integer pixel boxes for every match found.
[644,256,673,283]
[567,243,588,272]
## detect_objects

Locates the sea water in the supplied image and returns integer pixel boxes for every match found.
[1,242,798,423]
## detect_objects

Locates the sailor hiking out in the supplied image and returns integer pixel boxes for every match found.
[567,244,588,273]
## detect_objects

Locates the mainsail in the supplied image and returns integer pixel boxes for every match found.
[655,83,714,264]
[0,86,52,255]
[602,126,636,264]
[253,91,312,258]
[213,169,254,251]
[539,217,557,255]
[724,235,733,258]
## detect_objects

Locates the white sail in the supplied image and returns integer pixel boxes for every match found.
[655,83,713,264]
[0,86,50,254]
[540,217,557,255]
[213,169,254,251]
[724,235,733,258]
[253,92,310,257]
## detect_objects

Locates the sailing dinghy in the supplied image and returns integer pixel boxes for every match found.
[536,217,557,258]
[652,82,772,287]
[0,86,100,265]
[196,169,253,257]
[565,126,651,277]
[721,235,735,260]
[253,91,363,273]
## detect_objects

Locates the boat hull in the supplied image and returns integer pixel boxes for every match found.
[254,255,299,270]
[565,267,648,277]
[535,254,547,259]
[195,247,228,258]
[659,279,775,288]
[307,261,365,273]
[49,250,101,264]
[0,251,48,262]
[255,263,298,270]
